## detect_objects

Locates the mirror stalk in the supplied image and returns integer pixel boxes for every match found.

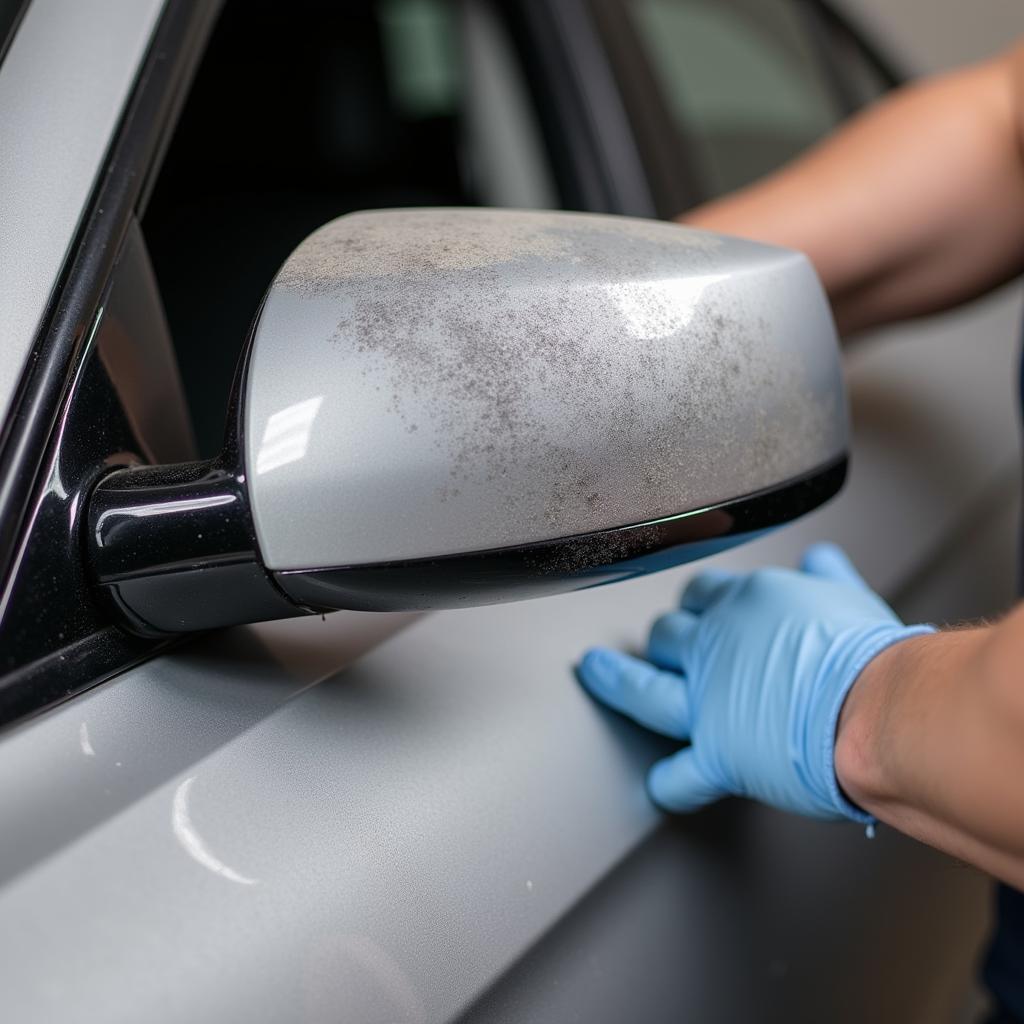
[87,459,307,636]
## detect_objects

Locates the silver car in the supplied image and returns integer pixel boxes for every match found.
[0,1,1017,1021]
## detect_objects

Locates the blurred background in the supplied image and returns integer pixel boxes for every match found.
[841,0,1024,71]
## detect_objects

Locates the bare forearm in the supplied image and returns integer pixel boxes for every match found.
[836,606,1024,887]
[679,45,1024,334]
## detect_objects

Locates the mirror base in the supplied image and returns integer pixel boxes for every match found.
[87,460,306,637]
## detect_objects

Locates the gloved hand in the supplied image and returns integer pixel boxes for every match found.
[576,543,934,822]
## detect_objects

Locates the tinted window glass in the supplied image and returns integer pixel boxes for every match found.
[379,0,461,118]
[143,0,556,456]
[144,0,466,455]
[623,0,845,196]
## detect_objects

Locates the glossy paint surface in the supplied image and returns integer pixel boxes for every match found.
[245,209,846,570]
[0,0,163,426]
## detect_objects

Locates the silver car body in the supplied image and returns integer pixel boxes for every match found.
[0,2,1018,1021]
[0,0,164,427]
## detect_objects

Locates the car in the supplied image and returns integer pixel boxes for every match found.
[0,1,1019,1020]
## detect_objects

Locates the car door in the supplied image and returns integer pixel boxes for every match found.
[0,2,1016,1022]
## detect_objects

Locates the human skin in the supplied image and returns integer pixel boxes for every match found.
[681,43,1024,335]
[836,614,1024,889]
[678,43,1024,887]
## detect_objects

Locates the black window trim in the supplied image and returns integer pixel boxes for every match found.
[0,0,221,729]
[588,0,905,217]
[808,0,903,96]
[503,0,658,218]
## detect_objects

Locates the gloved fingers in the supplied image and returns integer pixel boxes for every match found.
[647,748,724,813]
[800,542,869,590]
[680,568,739,613]
[577,647,691,740]
[646,610,699,671]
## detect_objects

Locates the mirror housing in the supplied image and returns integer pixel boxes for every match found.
[88,209,846,636]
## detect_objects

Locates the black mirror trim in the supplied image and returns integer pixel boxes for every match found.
[87,452,844,636]
[276,456,846,612]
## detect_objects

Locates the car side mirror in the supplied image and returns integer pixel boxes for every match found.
[86,209,846,636]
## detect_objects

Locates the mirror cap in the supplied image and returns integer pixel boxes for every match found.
[246,208,846,601]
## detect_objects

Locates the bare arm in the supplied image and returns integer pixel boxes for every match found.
[679,43,1024,334]
[678,51,1024,880]
[836,608,1024,889]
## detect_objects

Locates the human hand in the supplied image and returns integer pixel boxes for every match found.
[576,544,934,821]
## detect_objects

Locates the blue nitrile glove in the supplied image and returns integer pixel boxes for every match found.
[577,543,935,822]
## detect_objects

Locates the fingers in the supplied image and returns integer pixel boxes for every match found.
[800,542,868,590]
[646,610,699,672]
[680,568,738,613]
[577,648,691,740]
[647,748,724,813]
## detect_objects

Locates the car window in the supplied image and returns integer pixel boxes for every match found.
[461,0,560,209]
[378,0,461,118]
[624,0,845,197]
[143,0,557,456]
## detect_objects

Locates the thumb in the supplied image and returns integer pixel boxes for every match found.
[800,542,869,591]
[647,748,724,813]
